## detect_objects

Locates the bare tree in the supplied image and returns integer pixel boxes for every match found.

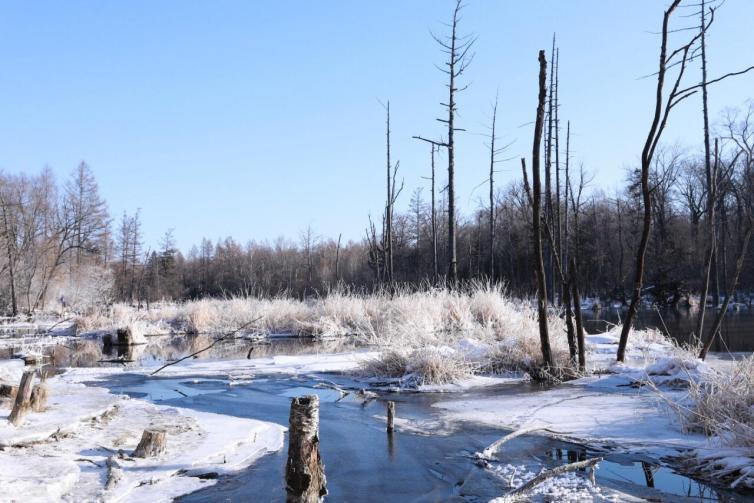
[425,0,476,284]
[619,0,706,361]
[527,50,553,368]
[485,94,508,280]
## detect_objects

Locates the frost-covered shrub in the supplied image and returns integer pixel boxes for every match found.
[685,355,754,447]
[358,347,473,386]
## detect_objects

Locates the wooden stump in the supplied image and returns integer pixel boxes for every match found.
[8,371,34,426]
[0,384,17,400]
[104,325,147,346]
[30,382,48,412]
[286,395,327,503]
[132,429,167,458]
[386,401,395,433]
[21,355,43,366]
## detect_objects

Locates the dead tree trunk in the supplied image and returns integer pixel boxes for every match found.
[488,96,499,280]
[385,101,394,284]
[696,0,717,339]
[430,0,475,285]
[30,382,48,412]
[8,371,34,426]
[386,401,395,433]
[529,50,553,368]
[544,34,555,304]
[554,47,562,305]
[431,146,439,283]
[570,258,586,371]
[286,395,326,503]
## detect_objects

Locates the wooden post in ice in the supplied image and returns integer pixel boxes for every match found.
[133,429,167,458]
[8,371,34,426]
[386,401,395,433]
[286,395,327,503]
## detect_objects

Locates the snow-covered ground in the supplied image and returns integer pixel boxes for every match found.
[0,321,751,500]
[0,359,284,502]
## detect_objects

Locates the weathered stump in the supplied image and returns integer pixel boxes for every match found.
[0,384,17,400]
[286,395,326,503]
[30,382,48,412]
[386,401,395,433]
[21,355,43,366]
[104,325,147,346]
[132,429,167,458]
[8,371,34,426]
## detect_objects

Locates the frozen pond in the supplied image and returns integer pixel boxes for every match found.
[584,306,754,352]
[90,369,749,502]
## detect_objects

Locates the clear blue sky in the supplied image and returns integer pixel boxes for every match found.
[1,1,752,252]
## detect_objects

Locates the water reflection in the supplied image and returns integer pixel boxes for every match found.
[584,306,754,352]
[0,334,357,369]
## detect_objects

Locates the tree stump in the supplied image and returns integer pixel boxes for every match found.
[21,355,42,366]
[0,384,17,400]
[8,371,34,426]
[30,382,48,412]
[132,429,167,458]
[104,325,147,347]
[286,395,327,503]
[386,401,395,433]
[117,325,147,345]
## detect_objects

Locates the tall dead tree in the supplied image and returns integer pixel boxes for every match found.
[383,101,401,284]
[544,35,556,302]
[430,146,439,282]
[335,233,341,283]
[695,0,716,341]
[486,94,506,280]
[554,47,562,304]
[430,0,475,285]
[528,50,553,368]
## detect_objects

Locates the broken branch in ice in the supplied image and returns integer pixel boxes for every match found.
[504,457,602,499]
[476,425,550,461]
[150,317,261,375]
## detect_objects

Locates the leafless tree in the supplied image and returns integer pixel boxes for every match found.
[525,50,553,368]
[417,0,476,285]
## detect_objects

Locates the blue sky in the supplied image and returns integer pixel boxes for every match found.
[1,1,752,252]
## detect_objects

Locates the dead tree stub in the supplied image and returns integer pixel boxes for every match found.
[286,395,327,503]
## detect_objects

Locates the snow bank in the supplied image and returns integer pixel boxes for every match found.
[435,385,705,454]
[0,361,285,501]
